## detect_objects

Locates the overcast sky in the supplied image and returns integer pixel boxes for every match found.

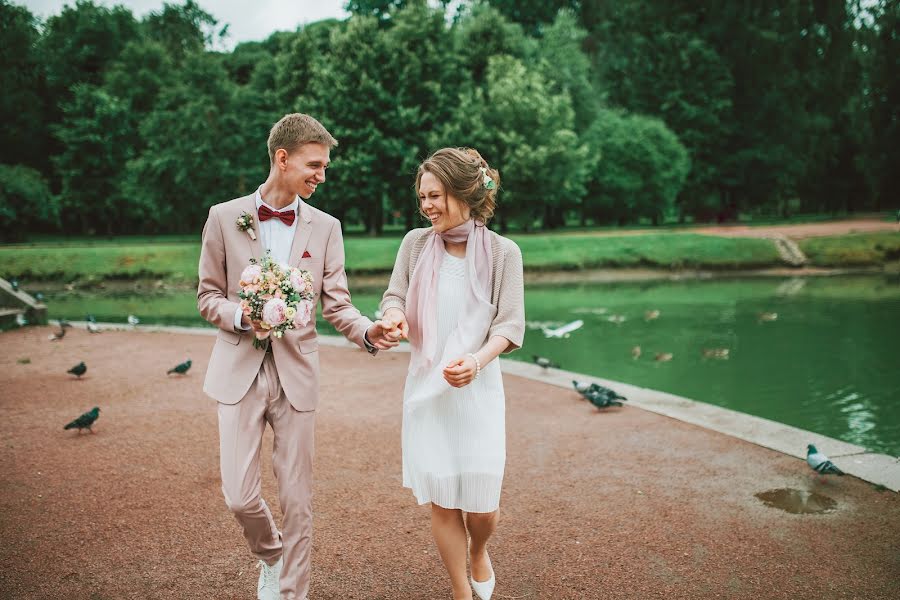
[22,0,349,48]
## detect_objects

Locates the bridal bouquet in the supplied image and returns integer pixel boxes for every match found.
[239,251,315,349]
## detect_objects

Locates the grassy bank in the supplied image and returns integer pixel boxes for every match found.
[799,231,900,267]
[0,232,783,283]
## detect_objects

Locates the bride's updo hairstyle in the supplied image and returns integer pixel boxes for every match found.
[415,147,500,224]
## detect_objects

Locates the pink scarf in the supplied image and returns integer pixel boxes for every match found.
[407,219,496,374]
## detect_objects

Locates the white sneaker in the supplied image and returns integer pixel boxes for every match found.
[257,556,282,600]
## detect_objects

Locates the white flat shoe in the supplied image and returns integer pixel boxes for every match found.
[470,556,495,600]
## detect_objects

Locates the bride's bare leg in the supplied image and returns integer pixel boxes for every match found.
[465,510,499,582]
[431,503,473,600]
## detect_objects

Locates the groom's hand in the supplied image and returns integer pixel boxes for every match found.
[240,314,268,334]
[366,320,401,350]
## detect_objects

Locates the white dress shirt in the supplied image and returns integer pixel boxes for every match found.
[233,189,300,330]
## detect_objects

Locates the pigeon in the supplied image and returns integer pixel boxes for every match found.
[127,314,140,326]
[631,345,642,359]
[654,352,674,362]
[34,292,44,302]
[86,314,96,323]
[532,355,559,369]
[542,320,584,339]
[702,348,730,359]
[10,278,19,291]
[644,309,660,321]
[64,407,100,434]
[48,321,70,341]
[583,384,627,408]
[167,359,192,375]
[758,312,778,323]
[67,361,87,378]
[806,444,844,476]
[15,313,27,327]
[87,321,100,333]
[606,314,626,324]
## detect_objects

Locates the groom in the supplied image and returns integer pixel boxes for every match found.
[198,113,398,600]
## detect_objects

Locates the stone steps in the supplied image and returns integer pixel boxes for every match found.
[0,278,48,325]
[772,235,808,267]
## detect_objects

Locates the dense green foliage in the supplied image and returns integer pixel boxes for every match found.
[0,0,896,239]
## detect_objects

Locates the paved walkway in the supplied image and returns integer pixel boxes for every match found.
[1,326,898,599]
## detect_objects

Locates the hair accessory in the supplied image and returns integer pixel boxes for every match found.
[479,167,496,190]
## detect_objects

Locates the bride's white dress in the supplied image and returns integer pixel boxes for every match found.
[402,253,506,513]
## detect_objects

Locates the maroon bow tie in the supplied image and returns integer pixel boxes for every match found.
[258,204,296,226]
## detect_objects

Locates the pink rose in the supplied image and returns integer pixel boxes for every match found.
[289,269,304,293]
[262,298,288,327]
[240,264,262,285]
[294,299,314,327]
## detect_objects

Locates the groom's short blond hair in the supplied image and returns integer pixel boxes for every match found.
[267,113,338,163]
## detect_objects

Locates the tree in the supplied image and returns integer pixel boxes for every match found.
[142,0,218,61]
[297,15,397,233]
[52,84,133,234]
[40,0,138,105]
[858,0,900,210]
[0,1,48,171]
[0,164,56,241]
[124,53,244,232]
[534,9,599,131]
[104,39,174,115]
[583,109,690,225]
[485,0,577,35]
[437,55,591,231]
[452,2,534,85]
[274,19,345,108]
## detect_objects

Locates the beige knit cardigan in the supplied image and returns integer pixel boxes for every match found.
[380,227,525,353]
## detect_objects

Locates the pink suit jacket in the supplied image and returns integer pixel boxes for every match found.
[198,193,373,411]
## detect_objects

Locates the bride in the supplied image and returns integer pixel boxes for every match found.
[380,147,525,600]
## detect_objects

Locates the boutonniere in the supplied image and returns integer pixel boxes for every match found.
[237,211,257,240]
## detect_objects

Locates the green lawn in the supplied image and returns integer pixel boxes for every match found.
[1,231,782,283]
[799,232,900,267]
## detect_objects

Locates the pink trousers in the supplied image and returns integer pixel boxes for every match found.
[218,353,314,600]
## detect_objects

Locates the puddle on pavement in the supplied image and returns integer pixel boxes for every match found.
[754,488,838,514]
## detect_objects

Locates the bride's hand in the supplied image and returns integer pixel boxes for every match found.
[443,355,477,388]
[382,308,409,340]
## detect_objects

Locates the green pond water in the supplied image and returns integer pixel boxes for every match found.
[38,274,900,456]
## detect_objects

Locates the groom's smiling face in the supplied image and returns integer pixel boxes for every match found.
[284,142,330,199]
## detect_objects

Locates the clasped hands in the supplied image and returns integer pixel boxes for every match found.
[370,308,479,388]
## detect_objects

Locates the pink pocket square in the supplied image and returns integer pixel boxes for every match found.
[302,250,312,258]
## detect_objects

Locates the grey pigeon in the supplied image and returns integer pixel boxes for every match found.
[532,355,559,369]
[10,278,18,291]
[87,321,100,333]
[583,384,627,408]
[127,314,140,326]
[806,444,844,475]
[64,407,100,434]
[167,359,192,375]
[15,313,27,327]
[67,361,87,378]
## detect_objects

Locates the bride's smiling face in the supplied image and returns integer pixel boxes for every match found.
[418,172,470,233]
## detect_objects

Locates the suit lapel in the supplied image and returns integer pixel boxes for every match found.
[241,195,264,260]
[288,200,314,266]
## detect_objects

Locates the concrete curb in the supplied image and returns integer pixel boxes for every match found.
[68,321,900,492]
